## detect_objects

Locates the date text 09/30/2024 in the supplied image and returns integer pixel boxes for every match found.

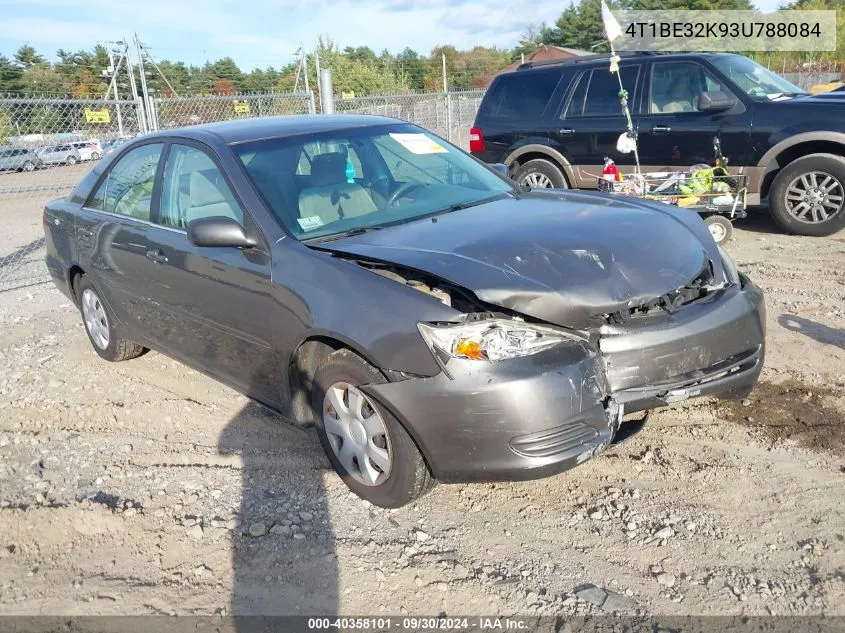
[307,617,531,630]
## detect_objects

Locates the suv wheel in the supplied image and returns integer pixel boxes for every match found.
[515,159,568,190]
[769,153,845,236]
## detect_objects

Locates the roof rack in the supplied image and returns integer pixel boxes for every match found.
[516,51,660,71]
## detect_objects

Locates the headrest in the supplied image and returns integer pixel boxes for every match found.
[310,151,348,187]
[190,169,227,206]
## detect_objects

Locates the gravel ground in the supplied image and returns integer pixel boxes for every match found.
[0,208,843,617]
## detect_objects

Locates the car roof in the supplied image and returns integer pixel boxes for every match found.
[513,51,735,73]
[145,114,407,145]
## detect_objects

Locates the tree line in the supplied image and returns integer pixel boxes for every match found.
[1,0,843,100]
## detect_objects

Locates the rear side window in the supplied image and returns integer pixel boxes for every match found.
[87,143,164,220]
[564,65,641,118]
[478,69,563,120]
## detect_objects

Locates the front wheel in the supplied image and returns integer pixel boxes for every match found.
[90,152,100,160]
[21,161,35,172]
[515,158,568,190]
[66,155,78,165]
[769,153,845,236]
[704,215,733,244]
[311,349,434,508]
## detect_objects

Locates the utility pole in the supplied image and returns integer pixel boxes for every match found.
[124,37,147,134]
[104,49,125,137]
[134,33,156,132]
[441,52,448,92]
[315,52,321,105]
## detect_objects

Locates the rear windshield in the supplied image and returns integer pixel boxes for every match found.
[477,68,564,120]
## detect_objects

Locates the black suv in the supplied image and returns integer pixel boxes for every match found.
[471,52,845,237]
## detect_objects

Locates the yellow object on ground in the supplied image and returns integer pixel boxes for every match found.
[809,81,844,94]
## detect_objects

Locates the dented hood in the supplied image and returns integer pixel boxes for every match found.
[316,191,723,328]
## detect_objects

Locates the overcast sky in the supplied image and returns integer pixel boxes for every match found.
[0,0,784,70]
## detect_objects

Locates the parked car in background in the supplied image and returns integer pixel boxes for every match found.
[44,115,765,508]
[471,51,845,237]
[36,145,82,166]
[0,147,42,172]
[69,140,103,161]
[102,136,133,156]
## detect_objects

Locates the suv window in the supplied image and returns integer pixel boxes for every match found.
[478,68,563,120]
[650,62,725,114]
[87,143,163,220]
[564,65,640,118]
[159,144,244,229]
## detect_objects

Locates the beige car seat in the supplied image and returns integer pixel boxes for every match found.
[654,72,697,114]
[185,169,242,223]
[297,152,377,226]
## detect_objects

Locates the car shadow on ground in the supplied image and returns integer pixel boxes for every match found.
[219,399,339,628]
[732,206,782,235]
[778,314,845,351]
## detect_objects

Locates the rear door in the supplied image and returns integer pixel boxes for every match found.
[75,142,166,339]
[552,63,643,187]
[142,141,276,395]
[635,60,753,169]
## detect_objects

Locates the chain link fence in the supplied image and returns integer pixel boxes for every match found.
[154,92,315,129]
[334,89,485,147]
[0,97,145,292]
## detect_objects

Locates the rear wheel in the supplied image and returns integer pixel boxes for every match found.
[704,215,733,244]
[515,158,567,190]
[769,153,845,236]
[75,275,145,362]
[311,349,434,508]
[21,161,35,172]
[91,152,100,160]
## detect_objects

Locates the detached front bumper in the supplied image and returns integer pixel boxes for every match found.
[364,276,765,484]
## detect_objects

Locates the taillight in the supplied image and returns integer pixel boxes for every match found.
[469,127,485,153]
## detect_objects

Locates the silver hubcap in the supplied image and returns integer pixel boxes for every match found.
[81,288,110,350]
[322,382,392,486]
[521,172,553,188]
[708,221,727,242]
[785,171,843,224]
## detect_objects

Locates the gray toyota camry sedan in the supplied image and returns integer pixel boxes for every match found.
[43,115,765,508]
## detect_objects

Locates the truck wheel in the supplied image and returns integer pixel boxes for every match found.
[769,153,845,236]
[311,349,435,508]
[704,215,733,244]
[515,159,568,189]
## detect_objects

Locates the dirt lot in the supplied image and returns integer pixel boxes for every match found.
[0,202,843,617]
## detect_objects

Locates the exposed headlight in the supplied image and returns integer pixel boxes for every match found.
[718,246,740,286]
[418,319,580,361]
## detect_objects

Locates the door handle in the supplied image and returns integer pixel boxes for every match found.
[145,249,168,264]
[652,125,672,133]
[559,128,575,135]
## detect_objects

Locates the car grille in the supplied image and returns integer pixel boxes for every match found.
[609,260,715,323]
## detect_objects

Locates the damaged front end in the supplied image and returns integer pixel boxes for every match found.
[324,245,763,483]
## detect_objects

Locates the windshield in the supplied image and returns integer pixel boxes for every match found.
[711,55,806,101]
[233,123,515,240]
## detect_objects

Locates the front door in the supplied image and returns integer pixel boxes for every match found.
[143,142,277,398]
[635,60,754,170]
[551,64,643,187]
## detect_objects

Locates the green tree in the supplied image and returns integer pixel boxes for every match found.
[13,44,46,69]
[0,54,24,93]
[511,23,555,61]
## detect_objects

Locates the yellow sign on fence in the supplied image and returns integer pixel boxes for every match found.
[233,100,251,114]
[341,91,355,100]
[84,108,111,124]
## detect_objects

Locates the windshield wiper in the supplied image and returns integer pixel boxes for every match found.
[307,225,384,243]
[432,193,509,216]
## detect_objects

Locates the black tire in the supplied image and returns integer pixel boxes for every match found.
[66,156,78,165]
[74,275,145,362]
[311,349,435,508]
[769,153,845,237]
[704,215,733,244]
[91,152,100,160]
[515,158,568,190]
[21,161,35,172]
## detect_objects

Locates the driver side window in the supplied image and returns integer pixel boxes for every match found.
[88,143,164,220]
[650,62,724,114]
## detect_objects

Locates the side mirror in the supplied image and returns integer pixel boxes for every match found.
[187,216,255,248]
[491,162,510,178]
[697,90,736,112]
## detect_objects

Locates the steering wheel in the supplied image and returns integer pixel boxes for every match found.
[386,182,425,207]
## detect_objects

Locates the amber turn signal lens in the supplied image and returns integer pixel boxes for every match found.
[453,338,487,360]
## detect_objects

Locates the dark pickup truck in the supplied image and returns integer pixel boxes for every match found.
[471,52,845,237]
